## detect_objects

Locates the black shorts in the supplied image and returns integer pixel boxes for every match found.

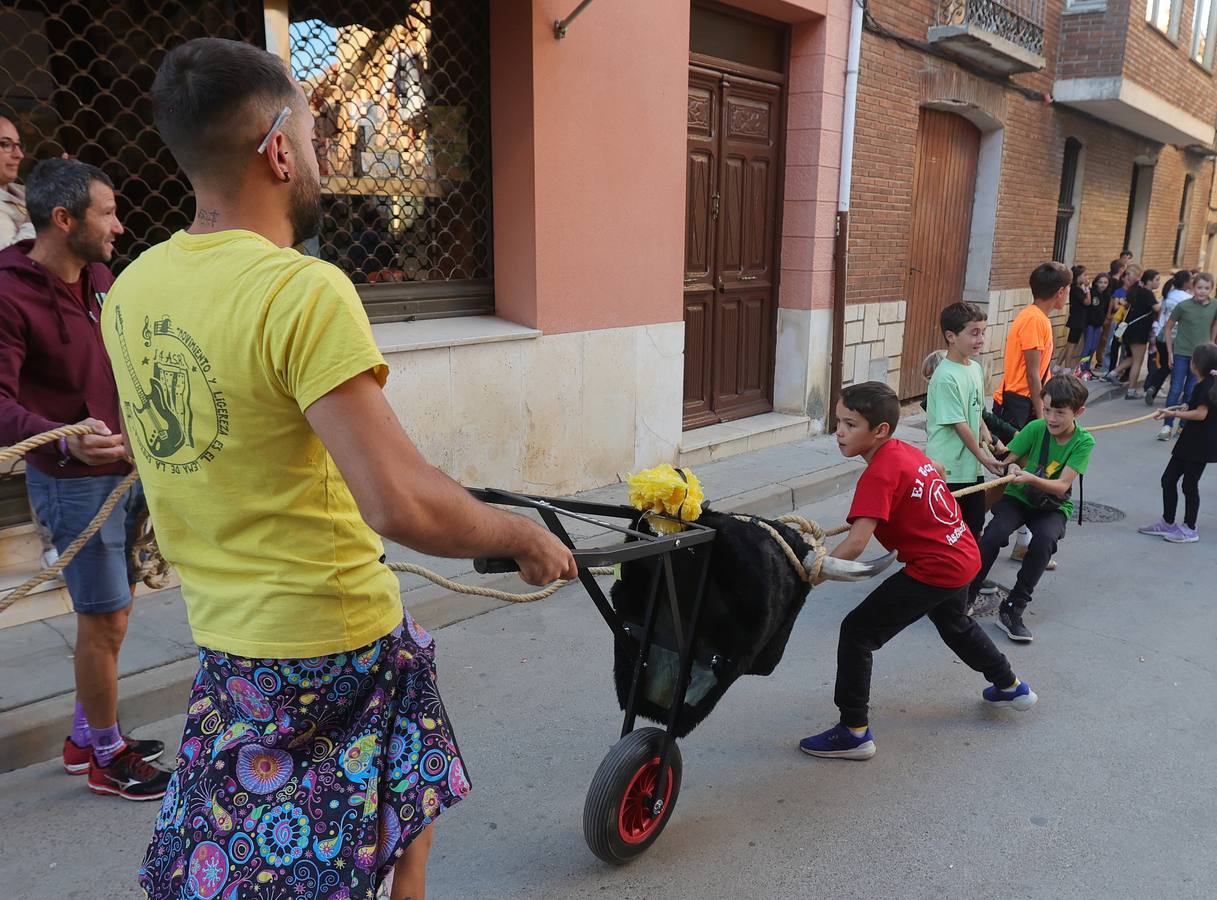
[1067,325,1085,344]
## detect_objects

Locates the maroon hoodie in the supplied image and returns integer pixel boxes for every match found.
[0,239,129,477]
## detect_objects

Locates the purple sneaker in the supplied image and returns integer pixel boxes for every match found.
[1164,524,1199,544]
[1138,519,1174,536]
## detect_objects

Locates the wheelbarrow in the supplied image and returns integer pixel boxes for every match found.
[470,488,892,864]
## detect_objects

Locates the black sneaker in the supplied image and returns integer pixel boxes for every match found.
[997,606,1033,643]
[87,746,171,801]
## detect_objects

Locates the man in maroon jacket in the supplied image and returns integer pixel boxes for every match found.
[0,158,168,799]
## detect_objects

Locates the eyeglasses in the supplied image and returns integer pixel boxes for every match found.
[0,138,22,154]
[257,106,292,154]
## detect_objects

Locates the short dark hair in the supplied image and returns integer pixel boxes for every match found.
[152,37,297,183]
[1109,259,1124,274]
[940,301,986,338]
[1041,373,1088,411]
[1029,262,1071,300]
[25,158,113,231]
[840,381,900,432]
[1141,268,1159,286]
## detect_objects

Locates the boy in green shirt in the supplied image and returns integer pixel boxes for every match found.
[926,302,1004,539]
[967,375,1094,642]
[1162,272,1217,438]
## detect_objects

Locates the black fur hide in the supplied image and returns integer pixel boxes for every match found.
[609,509,813,738]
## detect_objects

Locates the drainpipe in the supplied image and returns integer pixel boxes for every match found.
[828,0,864,431]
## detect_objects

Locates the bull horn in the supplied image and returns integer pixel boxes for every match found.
[810,550,899,582]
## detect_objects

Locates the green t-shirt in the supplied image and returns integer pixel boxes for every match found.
[1004,418,1094,519]
[926,357,986,482]
[1168,298,1217,358]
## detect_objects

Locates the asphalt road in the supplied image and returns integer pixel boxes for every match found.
[2,399,1214,899]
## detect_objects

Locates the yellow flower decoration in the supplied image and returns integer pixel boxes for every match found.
[627,464,705,534]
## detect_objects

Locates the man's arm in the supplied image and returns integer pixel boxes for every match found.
[1024,348,1044,419]
[304,371,576,586]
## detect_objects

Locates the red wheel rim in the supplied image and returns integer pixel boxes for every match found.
[617,756,674,845]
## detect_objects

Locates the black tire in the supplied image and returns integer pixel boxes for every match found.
[582,727,683,865]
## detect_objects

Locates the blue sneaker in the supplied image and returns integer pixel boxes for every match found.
[798,723,876,760]
[983,680,1038,711]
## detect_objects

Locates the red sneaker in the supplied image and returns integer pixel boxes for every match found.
[86,746,171,800]
[63,735,165,775]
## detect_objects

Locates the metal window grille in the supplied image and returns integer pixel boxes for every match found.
[1052,138,1082,265]
[0,1,266,527]
[0,1,266,264]
[1174,174,1194,266]
[290,0,494,322]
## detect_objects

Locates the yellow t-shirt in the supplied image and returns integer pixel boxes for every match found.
[101,230,402,658]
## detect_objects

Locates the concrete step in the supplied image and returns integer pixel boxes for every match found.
[0,522,48,569]
[0,558,180,630]
[678,412,813,467]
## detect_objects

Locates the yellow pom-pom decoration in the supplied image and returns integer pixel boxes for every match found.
[627,464,705,534]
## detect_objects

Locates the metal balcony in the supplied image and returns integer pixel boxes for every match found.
[928,0,1046,75]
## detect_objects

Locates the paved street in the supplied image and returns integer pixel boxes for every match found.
[2,399,1215,899]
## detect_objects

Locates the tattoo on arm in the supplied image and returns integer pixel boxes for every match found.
[197,208,219,227]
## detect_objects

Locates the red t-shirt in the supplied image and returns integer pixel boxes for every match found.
[847,439,980,589]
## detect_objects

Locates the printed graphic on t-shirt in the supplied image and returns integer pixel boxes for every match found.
[112,306,229,473]
[912,461,969,546]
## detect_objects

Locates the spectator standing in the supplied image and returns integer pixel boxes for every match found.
[1060,265,1090,369]
[1082,272,1112,376]
[0,116,35,250]
[1161,273,1217,439]
[0,159,168,799]
[1146,270,1192,403]
[1105,268,1161,398]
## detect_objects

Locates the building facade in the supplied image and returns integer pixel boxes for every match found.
[0,0,852,624]
[844,0,1217,397]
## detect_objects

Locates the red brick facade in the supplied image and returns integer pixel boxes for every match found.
[844,0,1217,396]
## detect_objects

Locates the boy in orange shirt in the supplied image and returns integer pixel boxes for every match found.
[994,262,1071,428]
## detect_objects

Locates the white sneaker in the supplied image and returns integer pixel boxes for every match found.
[1157,425,1173,441]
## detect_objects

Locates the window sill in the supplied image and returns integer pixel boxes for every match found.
[1188,56,1214,76]
[1144,21,1181,47]
[1062,1,1106,14]
[372,315,541,354]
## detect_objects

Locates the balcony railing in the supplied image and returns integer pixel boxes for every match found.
[931,0,1046,74]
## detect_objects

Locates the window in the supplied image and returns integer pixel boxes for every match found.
[1052,138,1083,265]
[1146,0,1181,37]
[1174,175,1195,266]
[289,0,494,322]
[1123,162,1155,263]
[1193,0,1217,67]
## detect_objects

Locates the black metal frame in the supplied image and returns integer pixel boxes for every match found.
[470,488,716,817]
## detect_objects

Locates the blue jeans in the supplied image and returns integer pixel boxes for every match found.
[1081,325,1103,366]
[1165,356,1196,428]
[25,468,145,614]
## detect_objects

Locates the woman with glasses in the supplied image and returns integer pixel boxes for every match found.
[0,116,34,250]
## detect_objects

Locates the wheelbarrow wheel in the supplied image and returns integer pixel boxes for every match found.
[583,727,682,864]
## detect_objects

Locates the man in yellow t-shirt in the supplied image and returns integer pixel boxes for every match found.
[993,262,1070,429]
[102,38,575,900]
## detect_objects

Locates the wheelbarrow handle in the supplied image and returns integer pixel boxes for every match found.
[474,557,520,574]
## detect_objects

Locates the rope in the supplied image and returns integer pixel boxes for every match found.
[0,404,1176,615]
[388,561,616,604]
[0,423,94,466]
[0,472,138,613]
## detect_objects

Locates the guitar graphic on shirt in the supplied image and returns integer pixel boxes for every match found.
[115,312,193,459]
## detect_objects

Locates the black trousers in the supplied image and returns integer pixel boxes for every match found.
[969,497,1067,609]
[834,570,1015,728]
[994,392,1034,430]
[1162,456,1208,529]
[948,479,986,541]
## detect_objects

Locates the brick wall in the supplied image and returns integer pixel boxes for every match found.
[1123,1,1217,128]
[843,0,1216,397]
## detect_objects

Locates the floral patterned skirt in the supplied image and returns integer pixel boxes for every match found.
[140,615,470,900]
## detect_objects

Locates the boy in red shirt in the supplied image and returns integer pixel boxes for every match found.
[800,382,1037,760]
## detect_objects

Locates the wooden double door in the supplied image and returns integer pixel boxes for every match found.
[683,65,781,429]
[900,109,981,396]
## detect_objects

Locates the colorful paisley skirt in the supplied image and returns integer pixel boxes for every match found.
[140,615,470,899]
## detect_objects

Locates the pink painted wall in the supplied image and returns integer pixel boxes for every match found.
[490,0,849,332]
[779,2,850,313]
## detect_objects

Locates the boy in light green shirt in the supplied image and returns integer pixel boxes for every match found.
[926,302,1004,538]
